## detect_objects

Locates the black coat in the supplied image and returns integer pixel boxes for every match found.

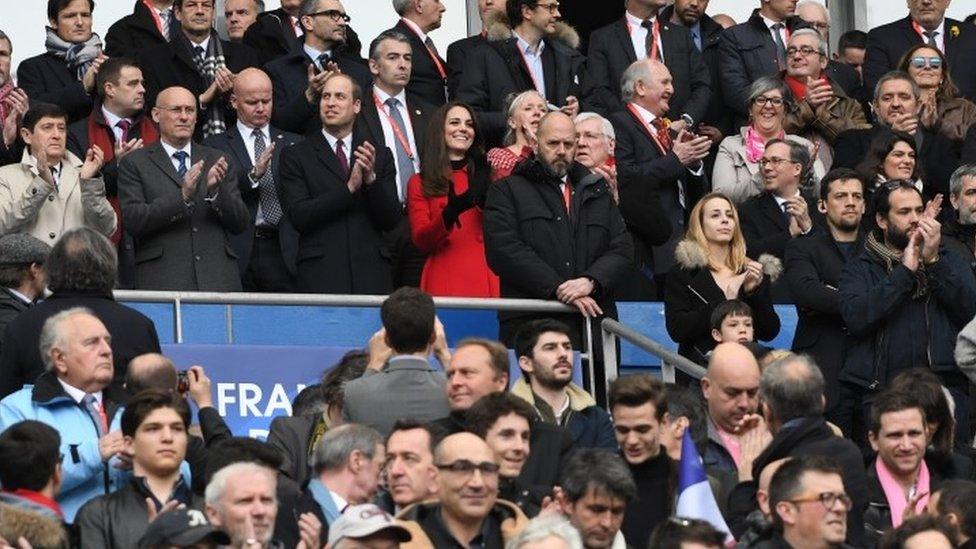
[0,291,161,398]
[965,124,976,164]
[833,126,961,204]
[389,20,448,107]
[456,32,584,141]
[582,17,711,123]
[864,16,976,102]
[864,458,945,546]
[784,230,864,416]
[138,37,260,140]
[265,49,373,135]
[446,33,487,100]
[483,160,633,344]
[431,411,575,494]
[663,244,780,365]
[242,8,304,65]
[16,53,93,124]
[0,288,29,352]
[104,0,172,57]
[610,108,706,275]
[276,124,402,294]
[621,449,674,548]
[718,10,808,119]
[202,125,303,276]
[276,489,328,549]
[942,218,976,281]
[266,414,317,485]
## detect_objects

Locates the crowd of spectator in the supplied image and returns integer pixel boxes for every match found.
[4,0,976,547]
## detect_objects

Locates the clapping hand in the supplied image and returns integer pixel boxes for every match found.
[205,156,229,194]
[80,145,105,179]
[2,88,28,147]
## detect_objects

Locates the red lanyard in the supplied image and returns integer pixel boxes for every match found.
[373,93,415,160]
[142,0,165,36]
[402,19,447,79]
[912,20,940,47]
[626,16,661,61]
[625,104,667,155]
[515,43,545,94]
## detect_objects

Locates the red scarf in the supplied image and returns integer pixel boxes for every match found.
[784,73,830,102]
[86,109,160,244]
[5,489,63,519]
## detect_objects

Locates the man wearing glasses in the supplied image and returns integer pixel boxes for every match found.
[266,0,372,135]
[763,455,854,549]
[395,432,529,548]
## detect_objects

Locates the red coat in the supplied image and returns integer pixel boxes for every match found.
[407,168,500,297]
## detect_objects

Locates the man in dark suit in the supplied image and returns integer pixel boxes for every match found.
[0,227,161,398]
[203,68,301,292]
[362,30,433,288]
[718,3,808,124]
[265,0,372,135]
[17,0,107,123]
[138,0,260,140]
[863,1,976,102]
[784,168,865,432]
[445,0,506,99]
[118,86,249,291]
[457,0,584,141]
[105,0,175,57]
[387,0,448,107]
[243,0,303,64]
[834,71,961,202]
[277,73,401,294]
[610,59,710,297]
[583,0,711,131]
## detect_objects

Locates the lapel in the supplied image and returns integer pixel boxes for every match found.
[224,126,253,170]
[147,142,185,188]
[943,18,962,60]
[541,39,558,101]
[58,156,82,203]
[898,16,923,48]
[275,9,303,50]
[269,127,291,177]
[613,19,638,64]
[659,22,684,64]
[309,130,346,182]
[624,106,666,156]
[361,99,386,149]
[762,193,789,231]
[172,39,200,75]
[495,39,536,94]
[133,0,167,40]
[406,98,428,151]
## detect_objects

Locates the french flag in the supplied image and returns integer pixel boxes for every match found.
[675,429,734,544]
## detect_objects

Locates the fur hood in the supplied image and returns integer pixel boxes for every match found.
[674,240,783,282]
[0,503,68,549]
[484,11,581,49]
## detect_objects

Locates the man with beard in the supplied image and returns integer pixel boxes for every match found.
[483,111,632,347]
[511,318,615,450]
[784,168,865,434]
[838,181,976,446]
[942,165,976,280]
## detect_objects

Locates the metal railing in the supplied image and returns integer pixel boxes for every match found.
[113,290,596,394]
[600,318,706,399]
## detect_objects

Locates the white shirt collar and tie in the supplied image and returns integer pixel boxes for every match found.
[373,87,418,201]
[400,17,430,46]
[237,120,273,224]
[57,378,102,407]
[303,44,333,71]
[101,106,132,143]
[514,31,547,97]
[624,10,666,60]
[916,18,946,51]
[773,189,802,210]
[161,140,193,174]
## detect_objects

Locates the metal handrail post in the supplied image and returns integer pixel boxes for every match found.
[174,296,183,344]
[600,318,707,381]
[583,315,594,394]
[601,323,619,404]
[661,361,676,383]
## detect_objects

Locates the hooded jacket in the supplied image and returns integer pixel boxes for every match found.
[0,500,68,549]
[510,377,617,450]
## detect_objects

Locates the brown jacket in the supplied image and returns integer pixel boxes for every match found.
[396,499,528,549]
[784,80,870,144]
[927,96,976,142]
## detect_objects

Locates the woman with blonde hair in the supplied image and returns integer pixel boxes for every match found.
[664,192,781,365]
[487,90,546,180]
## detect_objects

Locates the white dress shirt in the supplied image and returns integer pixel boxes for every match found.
[625,10,665,61]
[373,87,419,197]
[916,18,946,52]
[322,129,353,167]
[514,31,547,97]
[761,14,789,47]
[57,378,103,407]
[304,44,333,70]
[237,120,272,225]
[161,140,193,173]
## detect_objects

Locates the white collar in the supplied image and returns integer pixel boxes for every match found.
[237,120,269,141]
[160,139,192,159]
[629,102,658,125]
[188,35,211,53]
[57,378,102,406]
[101,106,128,131]
[772,188,801,206]
[373,86,408,108]
[514,30,545,55]
[625,10,655,27]
[303,44,331,63]
[400,17,428,44]
[916,18,946,37]
[5,288,31,304]
[761,13,786,30]
[321,129,352,151]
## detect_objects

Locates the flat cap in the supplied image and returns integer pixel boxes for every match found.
[0,234,51,266]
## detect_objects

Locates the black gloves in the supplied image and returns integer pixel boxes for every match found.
[442,182,477,230]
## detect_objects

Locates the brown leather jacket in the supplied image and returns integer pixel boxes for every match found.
[925,96,976,142]
[784,80,871,144]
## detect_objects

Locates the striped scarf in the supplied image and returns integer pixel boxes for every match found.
[44,27,103,81]
[182,32,227,137]
[865,230,929,299]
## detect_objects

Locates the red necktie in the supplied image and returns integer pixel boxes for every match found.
[651,118,673,151]
[336,139,350,177]
[562,182,572,214]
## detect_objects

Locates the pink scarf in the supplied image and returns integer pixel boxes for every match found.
[744,126,784,164]
[875,455,930,528]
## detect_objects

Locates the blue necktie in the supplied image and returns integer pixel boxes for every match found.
[385,98,415,202]
[173,151,189,178]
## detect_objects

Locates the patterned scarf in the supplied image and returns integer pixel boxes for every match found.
[865,230,929,299]
[744,125,784,164]
[0,81,13,124]
[44,27,102,81]
[180,31,227,137]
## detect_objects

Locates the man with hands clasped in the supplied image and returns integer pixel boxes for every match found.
[839,181,976,443]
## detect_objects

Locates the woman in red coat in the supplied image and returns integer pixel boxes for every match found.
[407,102,499,297]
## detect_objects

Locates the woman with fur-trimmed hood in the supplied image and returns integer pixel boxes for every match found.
[664,192,781,365]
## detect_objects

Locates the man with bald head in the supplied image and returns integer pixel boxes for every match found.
[204,68,302,292]
[395,432,529,547]
[484,111,633,351]
[119,86,250,291]
[700,342,761,480]
[611,58,709,298]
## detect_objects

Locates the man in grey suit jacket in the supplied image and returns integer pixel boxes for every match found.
[342,287,450,436]
[119,86,249,291]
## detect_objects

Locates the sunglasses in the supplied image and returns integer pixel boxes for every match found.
[910,56,942,69]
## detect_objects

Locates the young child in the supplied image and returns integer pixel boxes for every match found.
[710,299,755,345]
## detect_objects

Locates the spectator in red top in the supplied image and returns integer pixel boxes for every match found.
[487,90,545,180]
[407,102,499,297]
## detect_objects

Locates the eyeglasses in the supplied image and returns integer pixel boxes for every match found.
[788,492,853,511]
[786,45,822,57]
[758,157,797,167]
[157,105,197,115]
[435,460,501,477]
[910,56,942,69]
[535,2,560,14]
[753,96,785,107]
[307,9,351,23]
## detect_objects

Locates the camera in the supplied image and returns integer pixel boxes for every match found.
[177,370,190,394]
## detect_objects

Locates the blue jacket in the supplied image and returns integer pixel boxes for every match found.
[0,372,127,522]
[838,244,976,390]
[510,378,618,451]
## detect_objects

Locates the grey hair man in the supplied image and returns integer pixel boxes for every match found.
[745,354,869,545]
[0,227,161,399]
[0,307,127,522]
[205,462,280,548]
[509,515,584,549]
[943,164,976,279]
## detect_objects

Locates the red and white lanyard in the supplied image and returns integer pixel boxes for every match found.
[626,16,662,61]
[373,93,415,161]
[625,103,667,155]
[402,19,447,79]
[912,20,942,50]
